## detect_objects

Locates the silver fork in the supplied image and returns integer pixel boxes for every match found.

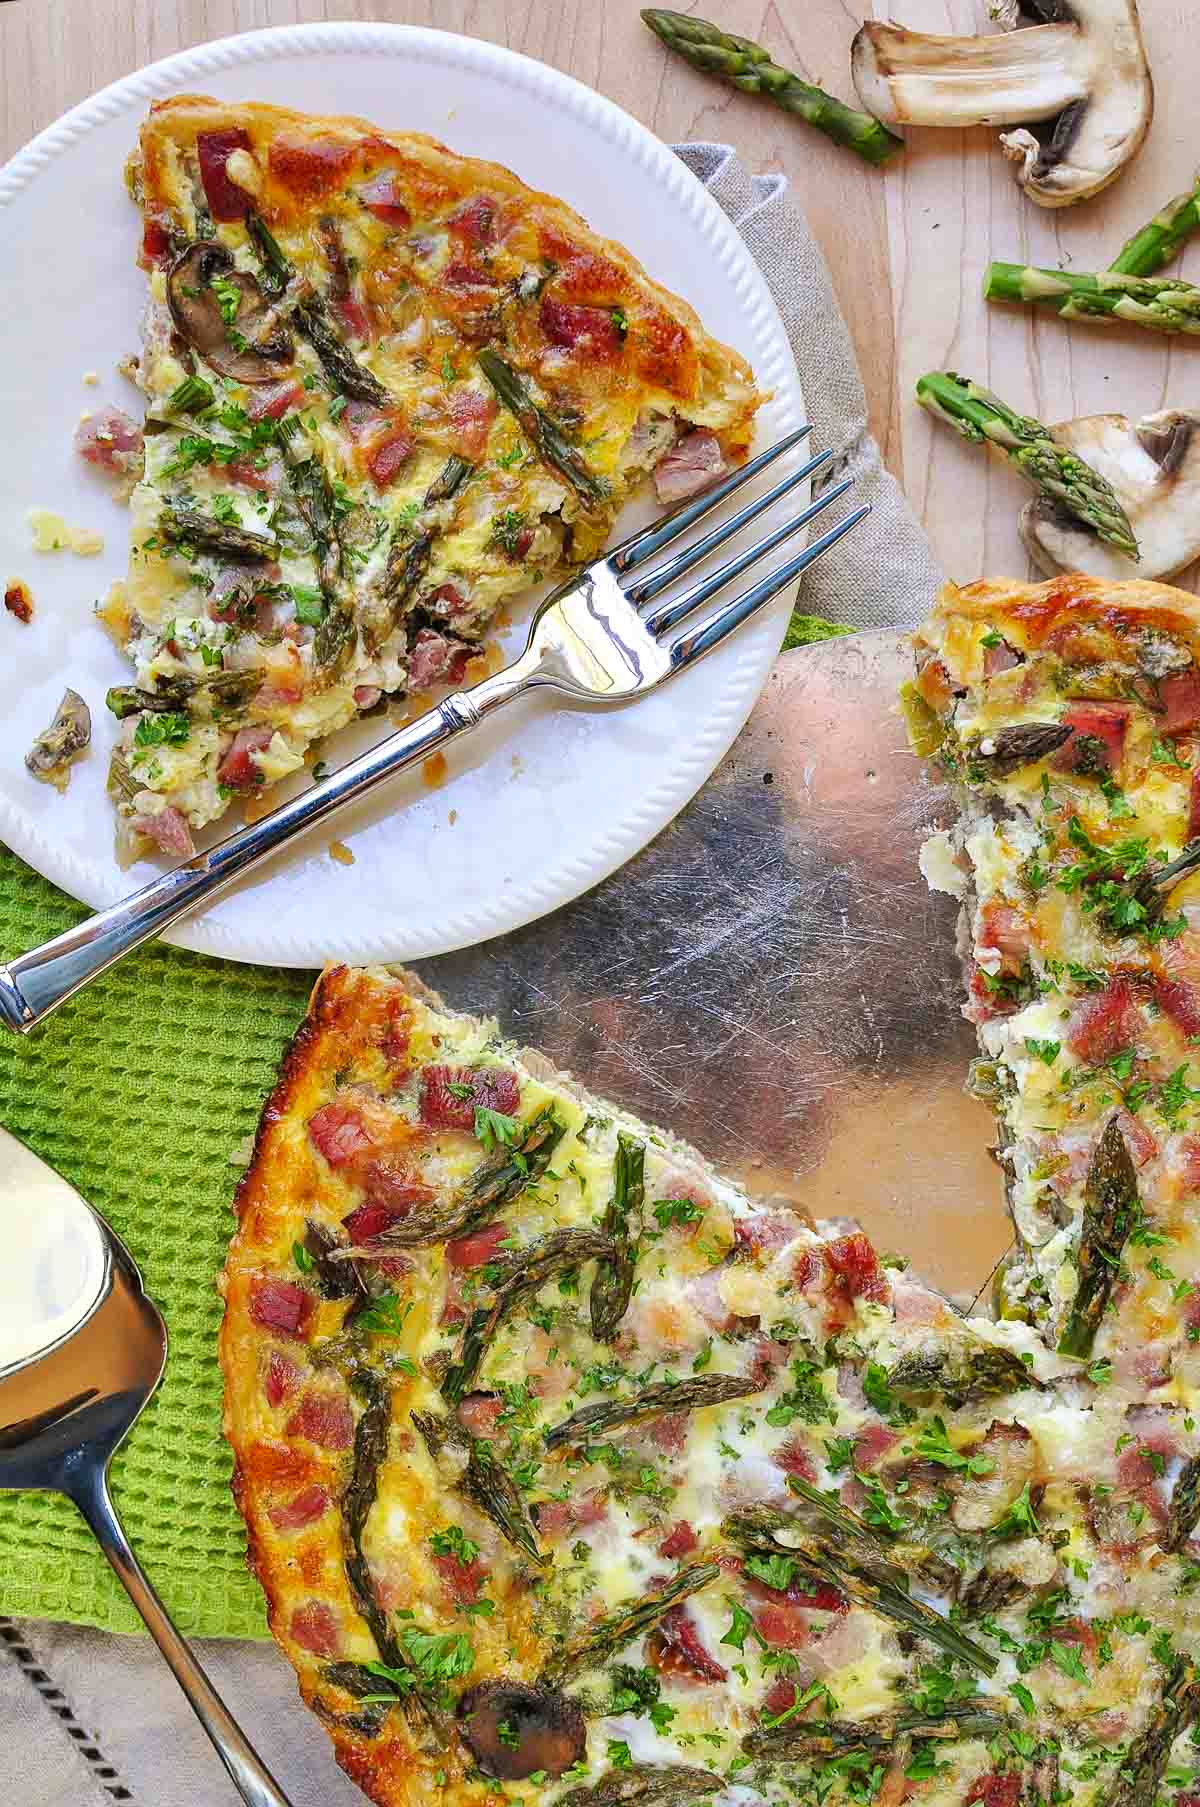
[0,429,868,1033]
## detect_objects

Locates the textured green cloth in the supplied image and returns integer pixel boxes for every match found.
[0,611,843,1639]
[0,845,311,1638]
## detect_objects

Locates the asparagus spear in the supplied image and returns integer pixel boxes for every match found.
[477,351,610,508]
[1058,1116,1139,1361]
[294,296,391,407]
[544,1374,758,1451]
[1164,1454,1200,1553]
[159,502,280,561]
[1110,177,1200,278]
[915,373,1139,561]
[342,1106,565,1252]
[1103,1658,1200,1807]
[724,1500,995,1676]
[541,1561,720,1685]
[442,1227,616,1403]
[984,262,1200,338]
[590,1132,645,1342]
[558,1766,721,1807]
[412,1410,545,1566]
[641,10,902,167]
[959,724,1073,784]
[743,1706,1008,1761]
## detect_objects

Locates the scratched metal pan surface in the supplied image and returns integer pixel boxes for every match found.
[415,628,1009,1306]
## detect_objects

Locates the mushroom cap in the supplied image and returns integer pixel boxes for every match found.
[1021,409,1200,581]
[167,242,294,384]
[852,0,1152,209]
[456,1678,586,1781]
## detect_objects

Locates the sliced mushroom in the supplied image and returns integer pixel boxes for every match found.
[1022,409,1200,580]
[852,0,1153,208]
[457,1679,585,1781]
[949,1420,1036,1532]
[167,243,294,384]
[25,689,91,791]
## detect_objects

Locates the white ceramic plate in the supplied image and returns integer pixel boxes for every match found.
[0,23,805,967]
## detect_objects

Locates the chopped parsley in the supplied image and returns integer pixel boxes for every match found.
[911,1416,994,1477]
[429,1525,479,1566]
[133,711,190,749]
[474,1105,524,1151]
[764,1359,837,1429]
[653,1197,704,1230]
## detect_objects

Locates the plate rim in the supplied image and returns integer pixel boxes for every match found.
[0,20,806,967]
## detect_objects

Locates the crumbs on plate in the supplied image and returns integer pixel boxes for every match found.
[4,579,33,623]
[27,508,104,557]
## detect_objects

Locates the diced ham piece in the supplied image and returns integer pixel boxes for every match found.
[645,1412,689,1455]
[433,1551,485,1606]
[366,428,415,488]
[966,1775,1023,1807]
[773,1439,818,1483]
[74,405,143,476]
[343,401,390,442]
[658,1521,699,1559]
[286,1389,354,1451]
[1189,768,1200,842]
[457,1392,505,1441]
[225,455,274,493]
[977,901,1031,975]
[747,1572,845,1616]
[419,1064,520,1131]
[269,1485,330,1532]
[307,1100,375,1168]
[684,1264,738,1334]
[747,1335,791,1389]
[1052,701,1131,776]
[249,1278,313,1339]
[217,725,273,790]
[1115,1108,1157,1169]
[536,1490,608,1542]
[733,1212,805,1259]
[539,296,623,359]
[358,172,411,228]
[653,430,726,506]
[445,257,495,293]
[762,1678,801,1720]
[984,640,1022,677]
[823,1232,890,1307]
[335,296,372,343]
[426,583,470,617]
[264,1349,301,1407]
[246,380,304,422]
[141,216,171,267]
[1066,979,1140,1064]
[1159,669,1200,735]
[647,1606,727,1683]
[449,196,498,246]
[197,128,253,222]
[407,628,471,692]
[1177,1139,1200,1193]
[448,387,497,460]
[354,685,383,710]
[360,1159,434,1216]
[290,1601,339,1657]
[1156,976,1200,1039]
[854,1423,899,1469]
[447,1223,510,1269]
[131,806,195,858]
[916,657,954,714]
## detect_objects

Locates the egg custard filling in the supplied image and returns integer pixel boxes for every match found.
[99,95,761,861]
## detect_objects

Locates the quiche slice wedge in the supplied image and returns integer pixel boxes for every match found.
[910,575,1200,1382]
[221,962,1200,1807]
[100,96,761,861]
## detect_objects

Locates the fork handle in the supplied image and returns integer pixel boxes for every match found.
[0,662,530,1033]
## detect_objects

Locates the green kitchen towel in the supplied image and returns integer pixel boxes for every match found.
[0,615,851,1639]
[0,845,310,1638]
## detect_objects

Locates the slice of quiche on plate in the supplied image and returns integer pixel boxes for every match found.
[97,96,761,861]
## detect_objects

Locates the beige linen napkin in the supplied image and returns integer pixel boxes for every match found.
[0,142,942,1807]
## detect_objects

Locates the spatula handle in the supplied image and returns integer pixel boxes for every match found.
[68,1463,298,1807]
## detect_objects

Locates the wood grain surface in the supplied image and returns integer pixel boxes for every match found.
[0,0,1194,589]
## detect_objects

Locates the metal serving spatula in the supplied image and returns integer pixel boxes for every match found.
[0,1126,295,1807]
